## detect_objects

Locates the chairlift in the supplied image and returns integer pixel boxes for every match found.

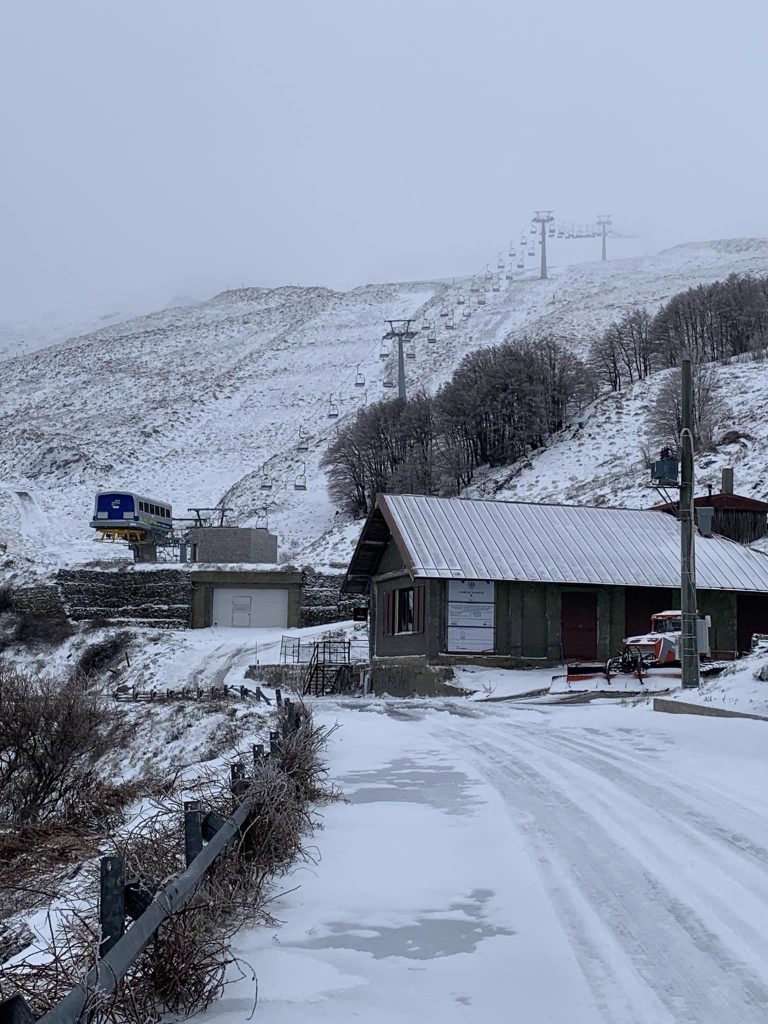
[446,312,455,330]
[406,339,416,359]
[255,508,269,530]
[497,255,504,270]
[470,276,480,293]
[327,397,339,419]
[383,376,395,388]
[421,315,430,331]
[297,427,309,452]
[530,223,537,234]
[427,327,437,343]
[457,294,465,305]
[477,292,487,305]
[492,277,501,292]
[517,258,524,270]
[260,468,273,491]
[379,340,390,359]
[463,303,471,318]
[294,461,307,491]
[505,272,513,281]
[509,245,516,258]
[439,306,449,317]
[354,364,365,387]
[548,226,555,238]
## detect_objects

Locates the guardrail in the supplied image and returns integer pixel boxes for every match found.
[0,700,304,1024]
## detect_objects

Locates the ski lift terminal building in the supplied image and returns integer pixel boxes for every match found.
[343,494,768,695]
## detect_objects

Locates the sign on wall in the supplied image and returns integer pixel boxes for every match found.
[446,580,495,653]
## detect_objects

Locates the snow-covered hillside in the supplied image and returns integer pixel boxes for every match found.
[3,238,768,576]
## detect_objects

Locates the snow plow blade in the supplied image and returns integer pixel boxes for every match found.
[565,663,610,684]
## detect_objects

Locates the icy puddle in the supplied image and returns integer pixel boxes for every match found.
[340,756,476,814]
[293,889,513,960]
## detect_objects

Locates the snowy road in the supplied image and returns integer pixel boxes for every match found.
[201,700,768,1023]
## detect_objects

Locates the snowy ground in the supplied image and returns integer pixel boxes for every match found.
[195,697,768,1024]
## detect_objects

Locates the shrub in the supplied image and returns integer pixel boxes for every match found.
[0,666,124,825]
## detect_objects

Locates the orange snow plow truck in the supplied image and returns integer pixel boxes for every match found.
[565,610,711,687]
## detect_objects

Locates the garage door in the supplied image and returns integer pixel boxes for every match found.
[212,588,288,628]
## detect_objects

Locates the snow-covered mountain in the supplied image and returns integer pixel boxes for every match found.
[3,238,768,576]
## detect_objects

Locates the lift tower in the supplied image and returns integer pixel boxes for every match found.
[384,319,416,401]
[532,211,555,280]
[596,214,612,262]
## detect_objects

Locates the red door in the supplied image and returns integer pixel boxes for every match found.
[561,592,598,660]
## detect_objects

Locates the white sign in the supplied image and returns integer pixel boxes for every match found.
[447,602,495,629]
[446,627,495,653]
[447,580,494,603]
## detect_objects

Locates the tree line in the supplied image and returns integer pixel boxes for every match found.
[591,272,768,391]
[321,337,589,517]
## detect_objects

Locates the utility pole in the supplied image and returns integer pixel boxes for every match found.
[384,319,415,401]
[532,211,554,280]
[679,356,700,688]
[596,214,612,262]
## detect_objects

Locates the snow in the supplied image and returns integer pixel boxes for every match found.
[5,238,768,581]
[192,697,768,1023]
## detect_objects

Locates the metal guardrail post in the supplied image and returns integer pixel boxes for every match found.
[184,800,203,867]
[269,730,280,757]
[275,688,283,707]
[252,742,264,769]
[99,856,126,958]
[0,994,36,1023]
[230,764,248,799]
[36,796,256,1024]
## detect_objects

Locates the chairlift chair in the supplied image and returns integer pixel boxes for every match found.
[548,226,555,238]
[294,462,307,491]
[440,306,449,317]
[517,258,524,270]
[530,224,537,234]
[327,397,339,419]
[497,256,504,270]
[297,427,309,452]
[492,277,501,292]
[528,246,535,257]
[457,294,465,305]
[446,312,455,330]
[477,292,487,305]
[354,364,365,387]
[505,271,513,280]
[421,315,430,331]
[463,303,471,318]
[379,340,390,359]
[470,276,480,293]
[260,469,273,491]
[428,327,437,343]
[383,376,395,388]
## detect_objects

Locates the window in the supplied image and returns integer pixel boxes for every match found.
[383,585,425,636]
[150,504,156,515]
[139,501,145,512]
[397,588,414,633]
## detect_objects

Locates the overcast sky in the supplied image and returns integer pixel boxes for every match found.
[1,0,767,320]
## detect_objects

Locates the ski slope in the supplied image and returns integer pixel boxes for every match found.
[3,238,768,576]
[195,697,768,1024]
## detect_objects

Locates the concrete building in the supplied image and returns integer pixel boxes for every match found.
[186,527,278,565]
[342,494,768,694]
[191,568,302,629]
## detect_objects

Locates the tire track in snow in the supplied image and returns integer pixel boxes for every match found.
[444,717,768,1024]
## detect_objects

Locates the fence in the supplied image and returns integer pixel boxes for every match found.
[0,699,304,1024]
[281,635,369,667]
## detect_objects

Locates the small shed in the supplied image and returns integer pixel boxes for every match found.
[343,494,768,694]
[191,568,301,629]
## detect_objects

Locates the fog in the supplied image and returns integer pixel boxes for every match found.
[1,0,767,320]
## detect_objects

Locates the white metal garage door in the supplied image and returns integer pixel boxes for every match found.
[211,587,288,628]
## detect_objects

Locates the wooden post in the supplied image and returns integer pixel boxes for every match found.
[269,730,280,757]
[275,687,283,707]
[99,856,126,957]
[184,800,203,866]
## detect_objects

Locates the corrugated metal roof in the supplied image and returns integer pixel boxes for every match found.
[379,494,768,593]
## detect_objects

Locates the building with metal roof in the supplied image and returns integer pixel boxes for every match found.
[343,494,768,695]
